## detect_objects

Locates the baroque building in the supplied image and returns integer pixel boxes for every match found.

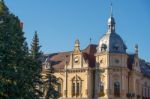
[41,7,150,99]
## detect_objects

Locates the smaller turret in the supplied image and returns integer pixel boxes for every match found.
[74,39,80,52]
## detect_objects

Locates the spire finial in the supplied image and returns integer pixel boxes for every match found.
[110,1,113,17]
[107,0,115,33]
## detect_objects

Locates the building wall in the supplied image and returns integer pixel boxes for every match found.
[141,76,150,98]
[45,52,150,99]
[54,69,89,99]
[42,49,150,99]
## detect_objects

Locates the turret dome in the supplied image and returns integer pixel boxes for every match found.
[97,32,127,53]
[97,13,127,53]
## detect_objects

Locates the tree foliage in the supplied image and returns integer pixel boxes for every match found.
[44,74,59,99]
[30,31,43,98]
[30,32,59,98]
[0,1,38,98]
[0,1,59,98]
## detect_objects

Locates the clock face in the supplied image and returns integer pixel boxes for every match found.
[74,56,79,63]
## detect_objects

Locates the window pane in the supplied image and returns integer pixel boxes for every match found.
[114,82,120,97]
[58,84,61,93]
[72,83,75,96]
[77,83,80,96]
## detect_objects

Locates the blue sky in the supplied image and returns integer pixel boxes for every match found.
[5,0,150,62]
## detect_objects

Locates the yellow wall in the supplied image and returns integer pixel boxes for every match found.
[54,70,88,98]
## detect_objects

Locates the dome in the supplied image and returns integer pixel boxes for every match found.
[97,32,127,53]
[97,15,127,53]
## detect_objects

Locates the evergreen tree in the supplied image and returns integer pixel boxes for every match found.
[30,32,59,99]
[0,0,59,98]
[30,31,43,97]
[0,1,38,98]
[44,73,59,99]
[30,31,42,60]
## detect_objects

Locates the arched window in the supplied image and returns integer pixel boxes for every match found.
[99,82,104,97]
[114,81,120,97]
[72,75,82,97]
[57,78,63,97]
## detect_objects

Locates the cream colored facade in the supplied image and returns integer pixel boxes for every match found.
[41,12,150,99]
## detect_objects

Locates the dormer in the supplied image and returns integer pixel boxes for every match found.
[127,52,141,72]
